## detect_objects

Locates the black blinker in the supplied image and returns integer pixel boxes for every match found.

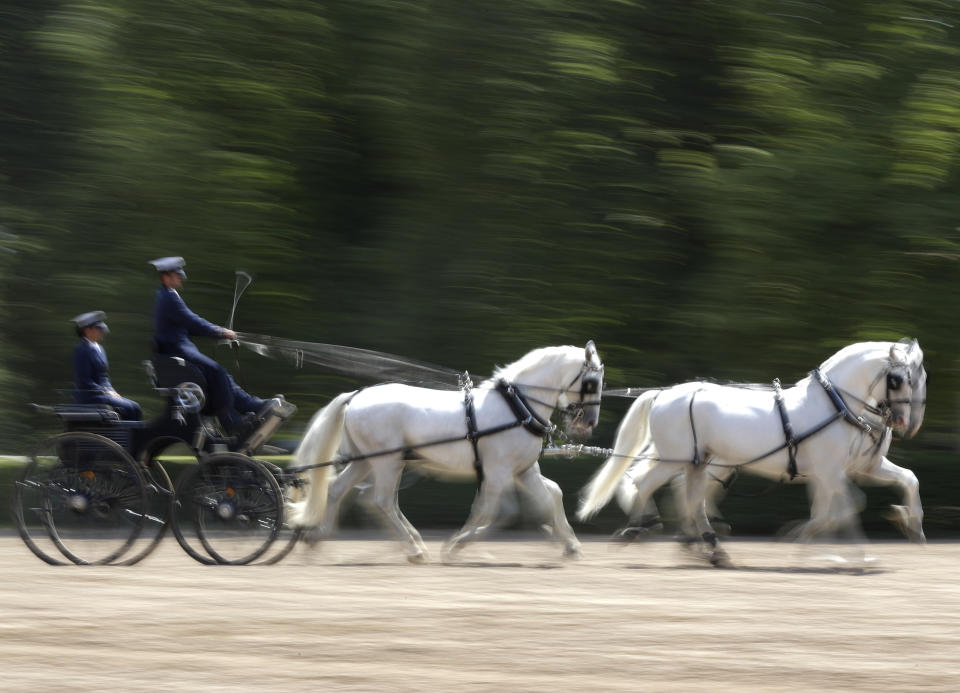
[887,373,903,390]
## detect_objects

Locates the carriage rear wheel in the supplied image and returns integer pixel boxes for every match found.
[171,453,283,565]
[248,459,304,565]
[112,456,174,566]
[14,432,148,565]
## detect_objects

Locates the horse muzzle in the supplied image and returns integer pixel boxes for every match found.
[891,402,924,440]
[563,406,597,439]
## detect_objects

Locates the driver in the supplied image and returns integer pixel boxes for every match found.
[149,256,282,436]
[71,311,142,420]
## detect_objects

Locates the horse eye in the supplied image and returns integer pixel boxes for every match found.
[583,380,598,394]
[887,374,903,390]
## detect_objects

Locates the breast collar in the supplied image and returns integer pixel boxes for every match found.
[494,379,555,437]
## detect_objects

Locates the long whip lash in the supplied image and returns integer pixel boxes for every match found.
[235,332,465,388]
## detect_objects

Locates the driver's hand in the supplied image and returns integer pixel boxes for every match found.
[221,328,237,341]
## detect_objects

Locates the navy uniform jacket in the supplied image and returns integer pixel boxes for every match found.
[73,338,141,419]
[153,286,222,353]
[152,285,262,420]
[73,340,113,399]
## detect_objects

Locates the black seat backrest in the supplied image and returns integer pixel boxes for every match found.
[152,355,208,391]
[151,355,213,415]
[39,403,122,423]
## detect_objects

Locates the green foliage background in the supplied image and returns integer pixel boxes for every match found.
[1,1,958,530]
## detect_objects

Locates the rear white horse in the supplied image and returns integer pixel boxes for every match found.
[578,340,927,565]
[289,342,604,562]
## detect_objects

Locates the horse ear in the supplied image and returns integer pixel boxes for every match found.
[585,340,597,361]
[889,344,899,362]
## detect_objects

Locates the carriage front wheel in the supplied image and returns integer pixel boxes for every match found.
[13,432,149,565]
[171,453,284,565]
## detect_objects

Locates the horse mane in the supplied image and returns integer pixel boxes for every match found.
[817,339,923,373]
[481,345,580,386]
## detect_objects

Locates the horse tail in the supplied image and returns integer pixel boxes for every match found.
[287,391,357,528]
[615,456,656,517]
[577,389,659,521]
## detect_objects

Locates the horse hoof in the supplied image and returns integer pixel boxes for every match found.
[407,551,428,564]
[300,527,323,548]
[884,505,909,532]
[563,545,583,560]
[440,543,462,563]
[611,527,644,544]
[711,520,732,537]
[611,524,661,545]
[710,550,733,568]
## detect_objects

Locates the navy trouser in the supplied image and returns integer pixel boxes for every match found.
[158,343,264,423]
[75,391,143,421]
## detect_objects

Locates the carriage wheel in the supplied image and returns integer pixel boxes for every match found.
[112,456,174,566]
[248,459,305,565]
[14,432,148,565]
[172,453,283,565]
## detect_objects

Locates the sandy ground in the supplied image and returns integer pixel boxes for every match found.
[0,533,957,692]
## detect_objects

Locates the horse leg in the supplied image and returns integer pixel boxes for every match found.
[443,473,510,558]
[615,461,666,538]
[299,457,371,548]
[328,460,371,526]
[367,459,429,563]
[684,462,730,567]
[613,461,684,544]
[852,456,925,543]
[793,471,869,565]
[516,463,581,559]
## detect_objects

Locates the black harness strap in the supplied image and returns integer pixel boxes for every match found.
[689,388,703,466]
[772,378,800,480]
[811,368,873,434]
[495,379,554,437]
[463,386,482,485]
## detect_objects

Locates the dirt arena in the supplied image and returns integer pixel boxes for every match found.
[1,533,957,692]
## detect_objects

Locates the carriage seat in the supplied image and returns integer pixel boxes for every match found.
[31,403,121,423]
[146,355,214,414]
[148,355,208,391]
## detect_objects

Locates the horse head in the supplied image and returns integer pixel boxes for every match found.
[822,339,926,439]
[559,340,605,438]
[885,339,927,439]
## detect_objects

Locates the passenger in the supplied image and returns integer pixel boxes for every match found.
[149,256,282,436]
[71,311,142,420]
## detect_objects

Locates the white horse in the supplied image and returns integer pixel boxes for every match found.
[612,425,926,544]
[289,342,604,562]
[578,340,927,565]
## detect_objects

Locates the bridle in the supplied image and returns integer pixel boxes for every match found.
[831,354,926,430]
[563,359,605,428]
[506,357,605,431]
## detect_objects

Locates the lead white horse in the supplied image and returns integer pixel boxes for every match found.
[579,340,927,565]
[289,342,604,562]
[614,425,925,544]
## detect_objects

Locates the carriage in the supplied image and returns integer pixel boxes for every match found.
[14,336,605,566]
[13,354,302,566]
